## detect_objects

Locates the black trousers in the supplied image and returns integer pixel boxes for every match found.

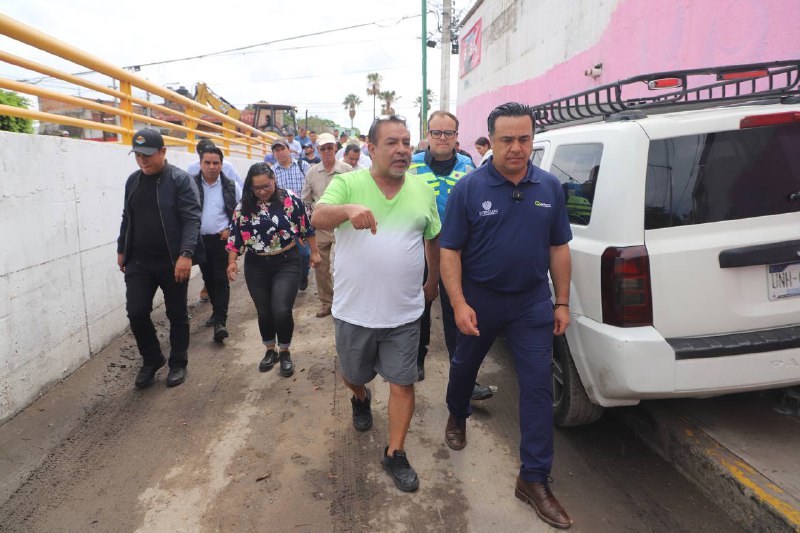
[125,259,189,368]
[244,249,301,346]
[199,234,230,325]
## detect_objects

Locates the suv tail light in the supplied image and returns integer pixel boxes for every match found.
[601,245,653,327]
[740,111,800,129]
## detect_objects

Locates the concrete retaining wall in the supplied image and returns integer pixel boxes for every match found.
[0,131,252,423]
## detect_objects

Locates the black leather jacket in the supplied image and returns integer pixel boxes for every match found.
[117,161,205,265]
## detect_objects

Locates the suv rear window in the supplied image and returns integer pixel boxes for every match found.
[551,143,603,225]
[645,124,800,229]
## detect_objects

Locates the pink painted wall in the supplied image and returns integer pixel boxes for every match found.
[457,0,800,156]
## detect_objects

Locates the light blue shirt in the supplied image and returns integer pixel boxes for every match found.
[187,160,243,189]
[200,176,242,235]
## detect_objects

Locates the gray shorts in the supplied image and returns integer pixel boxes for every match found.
[334,318,420,386]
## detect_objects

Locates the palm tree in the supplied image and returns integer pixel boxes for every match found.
[378,90,399,115]
[366,73,383,120]
[342,94,363,130]
[414,89,436,137]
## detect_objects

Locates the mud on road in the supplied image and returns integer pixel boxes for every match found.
[0,272,740,532]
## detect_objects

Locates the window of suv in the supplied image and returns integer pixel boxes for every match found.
[550,143,603,225]
[532,148,544,167]
[644,124,800,229]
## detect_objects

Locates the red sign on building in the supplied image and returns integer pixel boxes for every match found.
[460,18,482,78]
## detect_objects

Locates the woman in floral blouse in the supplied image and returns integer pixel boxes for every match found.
[227,162,320,376]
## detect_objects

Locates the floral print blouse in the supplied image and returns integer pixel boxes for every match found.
[226,189,315,255]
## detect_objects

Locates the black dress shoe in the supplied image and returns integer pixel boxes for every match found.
[445,413,467,450]
[515,477,573,529]
[279,350,294,377]
[213,323,229,343]
[298,276,309,291]
[204,316,215,327]
[134,359,165,389]
[259,349,278,372]
[166,367,187,387]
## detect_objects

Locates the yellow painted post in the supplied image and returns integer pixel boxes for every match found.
[119,80,133,145]
[186,107,199,152]
[222,122,234,157]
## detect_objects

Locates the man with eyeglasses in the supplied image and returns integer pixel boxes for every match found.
[311,115,441,493]
[409,112,496,400]
[300,133,353,318]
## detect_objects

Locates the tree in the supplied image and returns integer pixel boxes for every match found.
[414,89,436,137]
[366,72,383,121]
[342,93,363,130]
[0,89,34,133]
[378,90,399,115]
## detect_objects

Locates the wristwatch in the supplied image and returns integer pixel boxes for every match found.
[180,250,193,258]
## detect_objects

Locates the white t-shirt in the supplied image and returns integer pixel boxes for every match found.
[317,169,441,328]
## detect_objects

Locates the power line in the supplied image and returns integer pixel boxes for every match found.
[122,15,421,71]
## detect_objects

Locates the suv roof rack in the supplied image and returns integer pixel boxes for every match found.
[532,60,800,130]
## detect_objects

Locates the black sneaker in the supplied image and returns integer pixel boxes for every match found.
[259,349,278,372]
[299,275,309,291]
[382,447,419,492]
[213,323,229,343]
[351,387,372,431]
[471,383,496,401]
[417,364,425,381]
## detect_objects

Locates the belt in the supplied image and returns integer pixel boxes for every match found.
[255,240,296,256]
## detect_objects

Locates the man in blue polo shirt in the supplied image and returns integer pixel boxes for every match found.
[439,102,573,529]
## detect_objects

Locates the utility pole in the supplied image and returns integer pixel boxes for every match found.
[440,0,452,111]
[421,0,428,138]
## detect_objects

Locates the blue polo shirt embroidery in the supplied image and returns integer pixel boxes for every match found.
[440,160,572,296]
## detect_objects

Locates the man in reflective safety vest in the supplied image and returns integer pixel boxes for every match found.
[409,110,495,401]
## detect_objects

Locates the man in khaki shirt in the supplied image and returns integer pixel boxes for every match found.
[301,133,353,317]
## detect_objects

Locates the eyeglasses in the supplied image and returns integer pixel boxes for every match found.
[252,184,273,192]
[429,129,457,139]
[318,145,335,152]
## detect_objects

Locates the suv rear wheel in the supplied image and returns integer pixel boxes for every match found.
[552,335,604,427]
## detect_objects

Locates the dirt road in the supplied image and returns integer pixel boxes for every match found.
[0,273,739,532]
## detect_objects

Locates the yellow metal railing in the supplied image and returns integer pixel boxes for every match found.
[0,13,276,159]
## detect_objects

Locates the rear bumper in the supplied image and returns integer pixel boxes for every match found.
[569,316,800,407]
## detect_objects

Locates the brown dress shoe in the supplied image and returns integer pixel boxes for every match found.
[515,477,572,529]
[315,306,331,318]
[445,413,466,450]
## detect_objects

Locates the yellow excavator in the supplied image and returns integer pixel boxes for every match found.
[193,82,242,122]
[193,83,298,135]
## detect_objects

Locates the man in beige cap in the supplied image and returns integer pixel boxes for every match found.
[300,133,353,317]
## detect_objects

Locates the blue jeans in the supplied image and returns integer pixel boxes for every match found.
[296,237,311,279]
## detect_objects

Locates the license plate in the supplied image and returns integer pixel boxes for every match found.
[768,261,800,300]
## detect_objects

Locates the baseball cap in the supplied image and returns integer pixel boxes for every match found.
[302,141,314,149]
[130,128,164,155]
[316,133,336,147]
[271,138,290,149]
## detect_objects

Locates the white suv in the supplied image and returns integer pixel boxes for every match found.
[531,61,800,425]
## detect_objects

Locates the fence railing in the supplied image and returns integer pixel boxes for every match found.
[0,13,276,160]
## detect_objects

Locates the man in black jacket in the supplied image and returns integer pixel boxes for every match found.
[117,129,203,389]
[193,145,241,342]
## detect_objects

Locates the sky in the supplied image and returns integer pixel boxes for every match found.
[1,0,470,142]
